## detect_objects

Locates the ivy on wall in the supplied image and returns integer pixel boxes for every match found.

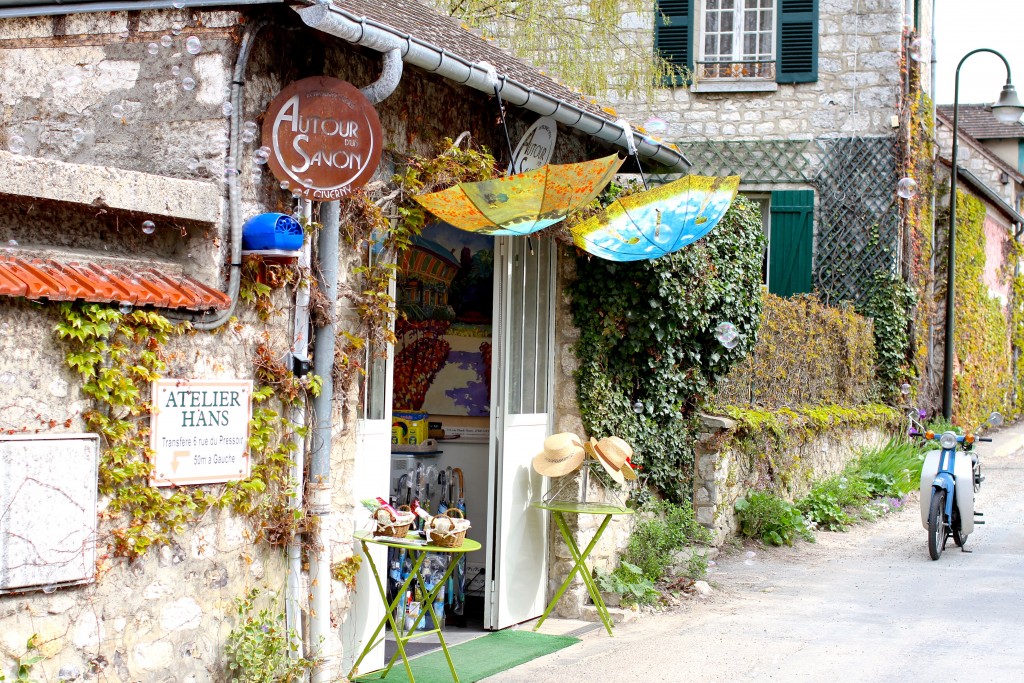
[856,271,916,398]
[940,191,1013,426]
[570,195,765,503]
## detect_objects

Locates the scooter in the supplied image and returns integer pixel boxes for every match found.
[915,411,1002,560]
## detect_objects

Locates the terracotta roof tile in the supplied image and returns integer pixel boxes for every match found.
[0,256,231,311]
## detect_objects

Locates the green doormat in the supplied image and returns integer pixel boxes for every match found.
[354,630,580,683]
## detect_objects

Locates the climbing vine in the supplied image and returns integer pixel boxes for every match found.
[856,271,916,399]
[570,195,765,503]
[940,191,1013,426]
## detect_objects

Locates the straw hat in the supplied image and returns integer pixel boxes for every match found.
[590,436,634,485]
[532,433,585,477]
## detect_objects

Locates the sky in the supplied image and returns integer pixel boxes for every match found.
[934,0,1024,105]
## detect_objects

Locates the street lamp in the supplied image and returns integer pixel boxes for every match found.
[943,48,1024,420]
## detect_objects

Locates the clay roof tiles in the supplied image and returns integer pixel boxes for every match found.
[936,104,1024,140]
[0,256,231,311]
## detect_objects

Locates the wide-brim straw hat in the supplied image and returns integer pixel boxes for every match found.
[532,433,585,477]
[590,436,633,485]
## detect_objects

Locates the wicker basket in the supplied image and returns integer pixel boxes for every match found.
[373,505,415,538]
[426,509,471,548]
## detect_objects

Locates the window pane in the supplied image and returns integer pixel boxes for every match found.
[721,34,732,54]
[707,0,719,8]
[722,11,733,31]
[744,33,755,55]
[761,9,772,29]
[706,11,719,32]
[760,32,772,55]
[705,33,717,56]
[722,0,735,8]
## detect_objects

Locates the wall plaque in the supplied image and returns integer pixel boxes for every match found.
[150,379,253,487]
[510,116,557,175]
[263,76,383,201]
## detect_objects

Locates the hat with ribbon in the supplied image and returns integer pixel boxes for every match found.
[589,436,635,485]
[532,433,586,477]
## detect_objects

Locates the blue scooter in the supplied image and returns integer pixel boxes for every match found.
[916,412,1002,560]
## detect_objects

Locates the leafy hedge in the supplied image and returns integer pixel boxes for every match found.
[716,292,877,408]
[570,195,765,502]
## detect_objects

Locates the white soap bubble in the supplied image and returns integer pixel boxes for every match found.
[119,30,129,39]
[644,116,669,136]
[171,65,181,76]
[279,180,290,190]
[160,35,173,48]
[186,158,200,172]
[221,101,233,116]
[173,1,185,9]
[242,121,257,133]
[111,104,125,118]
[147,42,159,55]
[181,76,196,91]
[42,585,57,594]
[171,25,183,36]
[745,550,756,558]
[722,336,739,350]
[185,36,201,55]
[8,135,26,154]
[291,188,303,198]
[141,220,156,234]
[909,37,923,62]
[118,301,133,314]
[900,382,911,395]
[253,149,269,165]
[715,321,739,346]
[72,128,86,142]
[66,72,83,89]
[632,400,644,414]
[241,130,255,144]
[7,239,18,248]
[897,177,918,199]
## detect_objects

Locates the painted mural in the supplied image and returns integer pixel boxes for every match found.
[393,222,494,417]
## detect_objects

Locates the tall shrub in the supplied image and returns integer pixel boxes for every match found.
[570,196,765,502]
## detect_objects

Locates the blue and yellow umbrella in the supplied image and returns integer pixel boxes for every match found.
[570,175,741,262]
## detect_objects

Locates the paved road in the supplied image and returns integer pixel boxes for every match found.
[489,423,1024,682]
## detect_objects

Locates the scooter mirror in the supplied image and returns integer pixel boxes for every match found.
[989,412,1004,427]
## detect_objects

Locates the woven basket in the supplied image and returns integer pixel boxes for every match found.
[373,505,415,538]
[426,509,471,548]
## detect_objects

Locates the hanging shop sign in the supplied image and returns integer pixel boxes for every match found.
[263,76,383,201]
[509,116,557,175]
[149,379,253,487]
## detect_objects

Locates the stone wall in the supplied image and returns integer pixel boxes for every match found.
[606,0,909,140]
[692,414,889,545]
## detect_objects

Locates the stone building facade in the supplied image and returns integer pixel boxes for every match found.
[603,0,935,306]
[0,2,687,680]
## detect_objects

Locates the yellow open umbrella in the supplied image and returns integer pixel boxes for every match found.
[414,154,625,236]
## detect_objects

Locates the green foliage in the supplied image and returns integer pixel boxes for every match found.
[717,292,878,408]
[572,196,766,502]
[226,588,312,683]
[939,191,1013,425]
[331,555,363,590]
[597,498,711,605]
[857,270,916,398]
[854,437,925,496]
[0,634,42,683]
[734,493,814,546]
[797,487,851,531]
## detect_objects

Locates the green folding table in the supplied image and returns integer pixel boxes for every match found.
[531,501,633,636]
[350,530,481,682]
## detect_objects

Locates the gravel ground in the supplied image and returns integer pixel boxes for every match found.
[487,423,1024,683]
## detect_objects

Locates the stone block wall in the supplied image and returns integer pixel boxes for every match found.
[605,0,911,141]
[692,414,888,544]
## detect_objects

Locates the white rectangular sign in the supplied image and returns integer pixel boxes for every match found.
[150,378,253,487]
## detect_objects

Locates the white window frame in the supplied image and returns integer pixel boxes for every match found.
[694,0,778,92]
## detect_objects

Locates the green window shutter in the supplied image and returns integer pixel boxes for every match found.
[768,190,814,296]
[655,0,693,86]
[776,0,818,84]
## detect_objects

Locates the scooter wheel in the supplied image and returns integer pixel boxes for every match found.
[927,490,945,560]
[951,504,968,548]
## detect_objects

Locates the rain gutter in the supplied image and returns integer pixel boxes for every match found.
[294,3,691,171]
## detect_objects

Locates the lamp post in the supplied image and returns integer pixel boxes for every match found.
[943,48,1024,420]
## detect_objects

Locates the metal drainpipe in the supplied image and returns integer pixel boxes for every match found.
[928,0,938,393]
[306,49,402,683]
[286,199,313,658]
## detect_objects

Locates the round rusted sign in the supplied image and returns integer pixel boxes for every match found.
[263,76,383,201]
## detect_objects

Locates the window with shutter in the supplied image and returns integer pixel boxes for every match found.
[768,189,814,296]
[776,0,818,83]
[655,0,693,86]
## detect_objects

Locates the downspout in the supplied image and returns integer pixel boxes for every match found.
[928,0,937,391]
[286,199,313,659]
[165,19,266,330]
[306,47,402,683]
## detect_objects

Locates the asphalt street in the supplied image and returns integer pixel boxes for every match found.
[487,421,1024,682]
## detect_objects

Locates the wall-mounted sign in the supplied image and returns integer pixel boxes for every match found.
[263,76,383,201]
[149,379,253,487]
[510,116,557,175]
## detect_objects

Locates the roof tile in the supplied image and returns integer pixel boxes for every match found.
[0,256,231,311]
